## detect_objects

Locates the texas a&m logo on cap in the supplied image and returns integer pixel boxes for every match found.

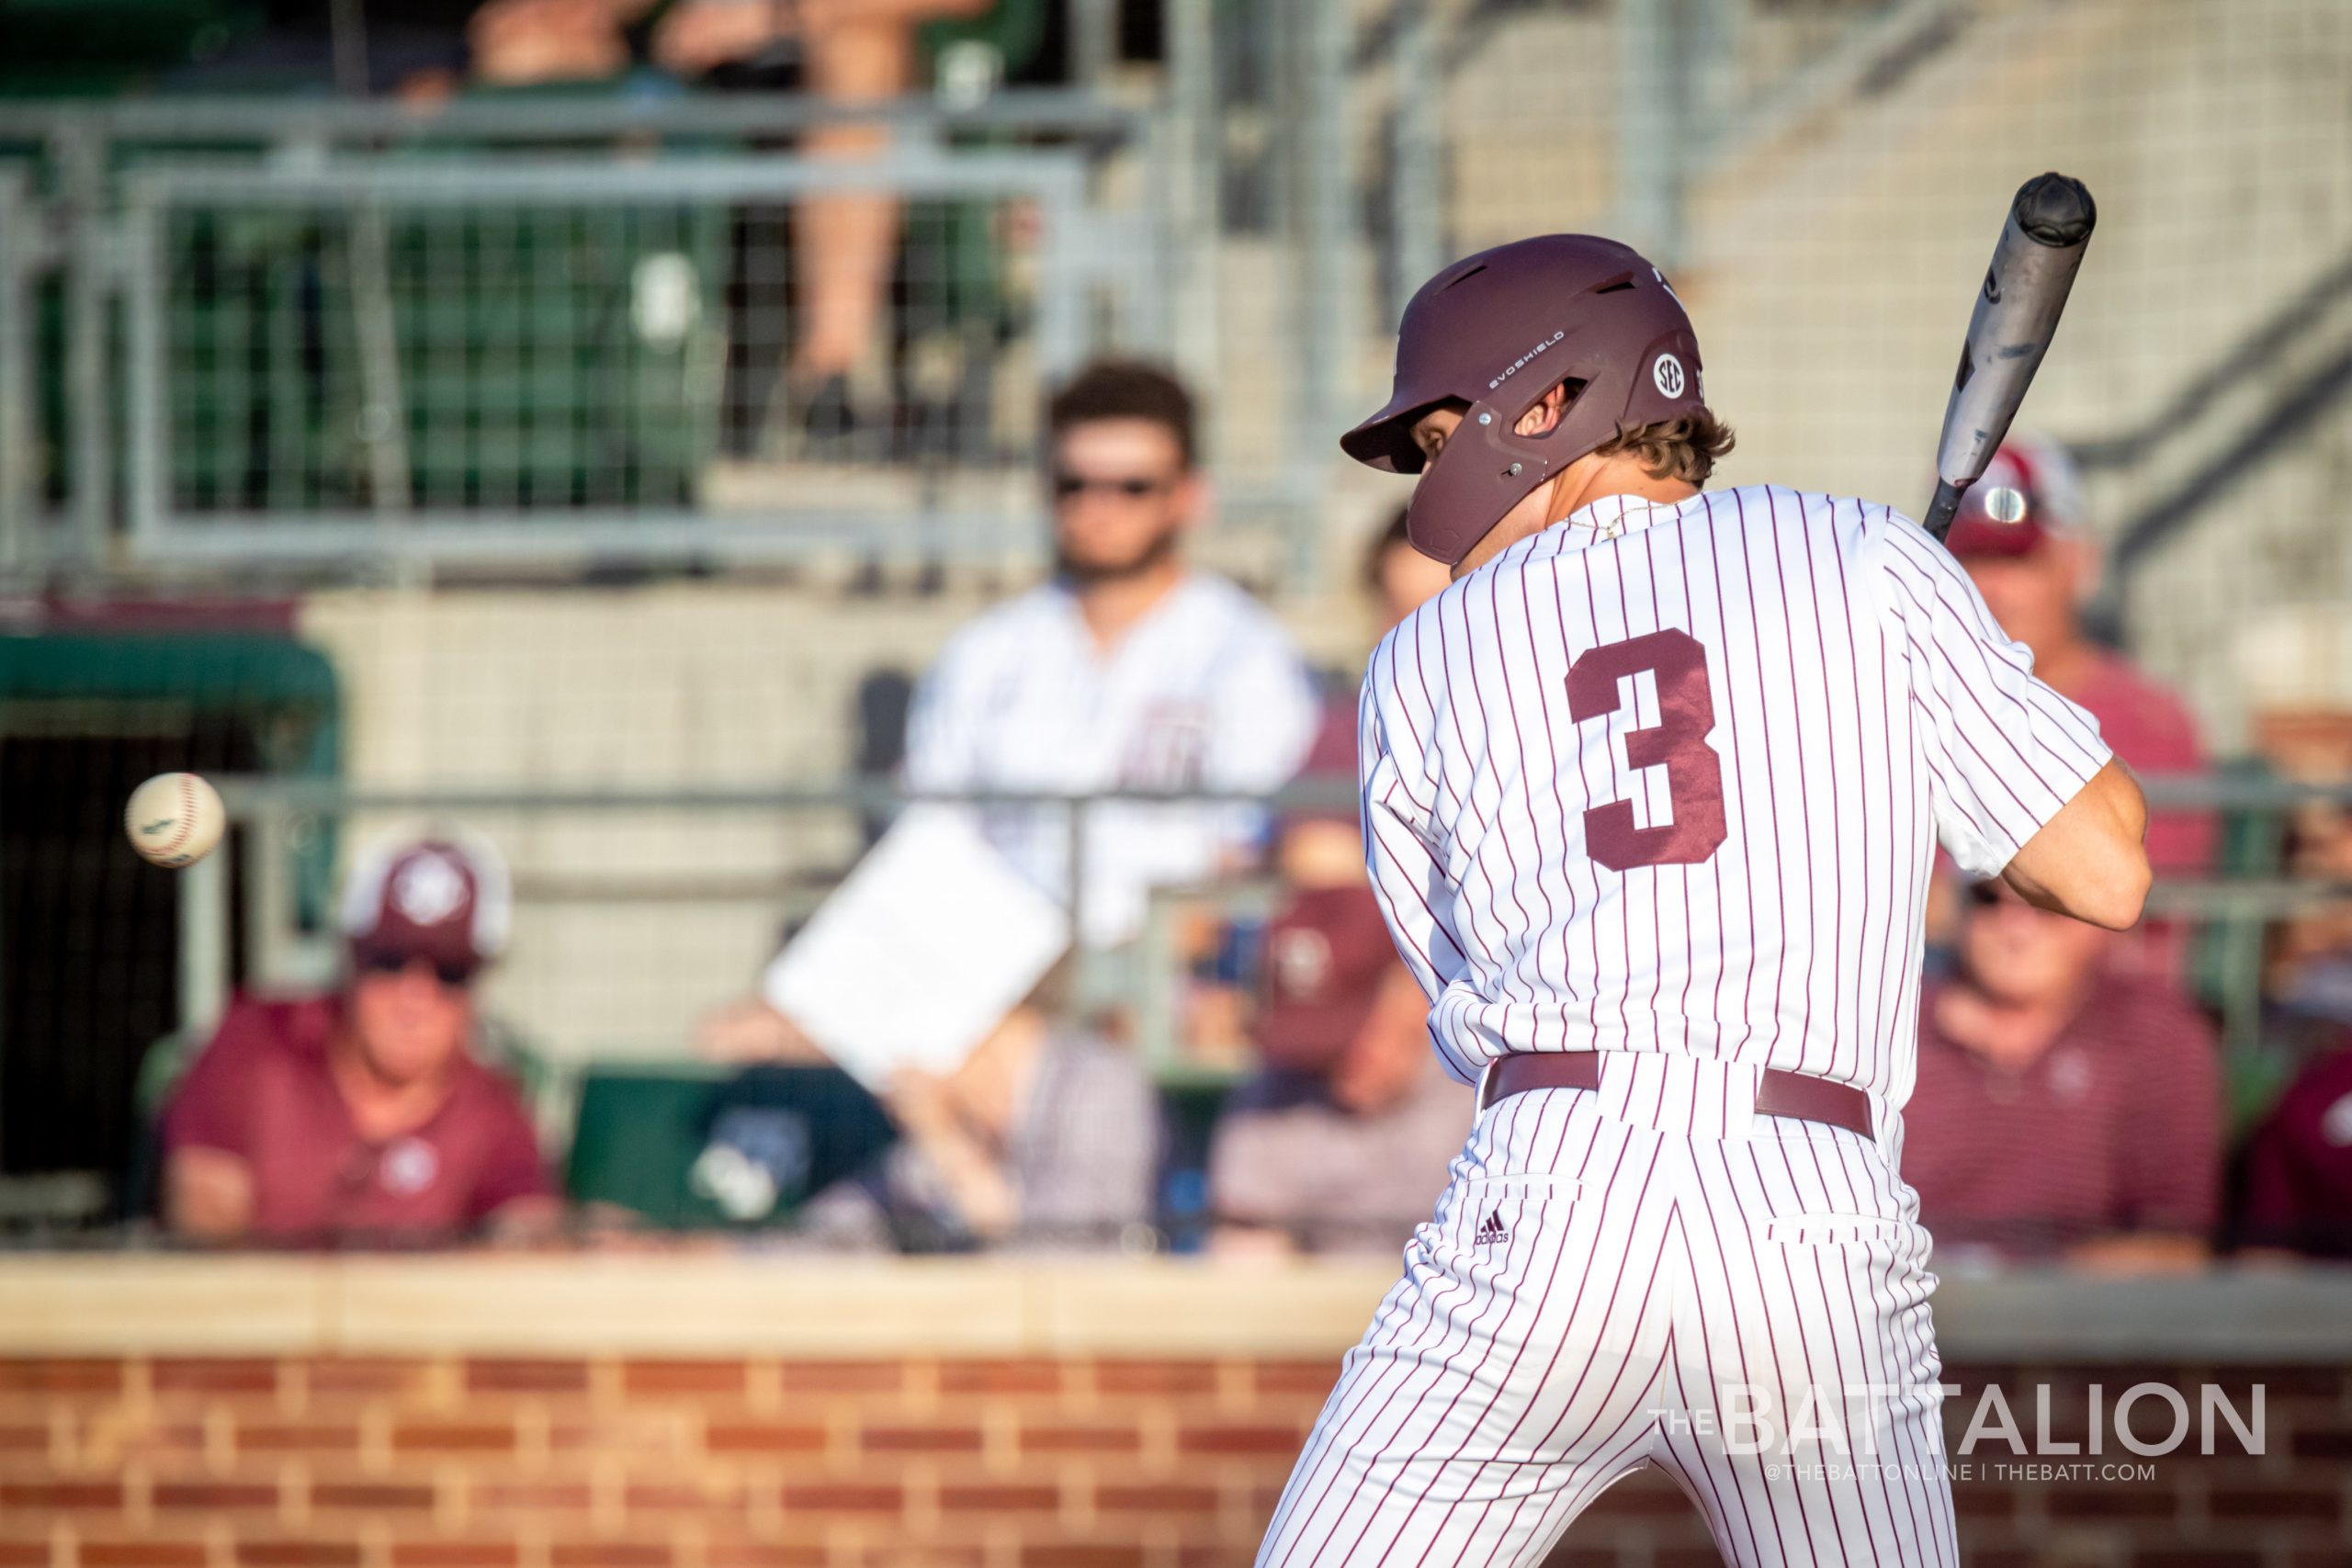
[390,850,471,927]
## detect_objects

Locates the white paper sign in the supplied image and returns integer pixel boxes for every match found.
[761,806,1071,1089]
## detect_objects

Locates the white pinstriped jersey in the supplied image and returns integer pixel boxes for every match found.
[1358,485,2112,1122]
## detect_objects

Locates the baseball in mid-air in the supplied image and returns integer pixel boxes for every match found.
[125,773,226,868]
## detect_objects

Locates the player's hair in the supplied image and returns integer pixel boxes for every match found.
[1047,359,1198,470]
[1590,408,1737,487]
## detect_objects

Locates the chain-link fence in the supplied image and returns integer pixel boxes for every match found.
[0,95,1166,576]
[119,154,1101,563]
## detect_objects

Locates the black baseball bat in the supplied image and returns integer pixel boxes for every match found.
[1922,173,2098,541]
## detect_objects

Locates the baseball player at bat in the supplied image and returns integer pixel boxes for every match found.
[1256,235,2150,1565]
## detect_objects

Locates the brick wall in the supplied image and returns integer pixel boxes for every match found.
[0,1356,2341,1568]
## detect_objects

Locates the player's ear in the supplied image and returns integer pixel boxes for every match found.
[1512,379,1576,439]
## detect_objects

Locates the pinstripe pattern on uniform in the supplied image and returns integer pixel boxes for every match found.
[1255,1089,1959,1567]
[1274,485,2109,1564]
[1354,486,2111,1128]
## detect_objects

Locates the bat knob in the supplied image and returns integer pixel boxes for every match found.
[2012,173,2097,248]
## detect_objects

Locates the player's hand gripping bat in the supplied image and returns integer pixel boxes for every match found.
[1922,173,2098,541]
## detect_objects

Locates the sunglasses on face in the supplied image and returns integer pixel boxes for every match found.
[1963,881,2043,915]
[1050,471,1171,502]
[356,949,474,988]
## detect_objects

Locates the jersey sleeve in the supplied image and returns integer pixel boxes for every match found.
[1358,645,1473,1036]
[1865,514,2114,879]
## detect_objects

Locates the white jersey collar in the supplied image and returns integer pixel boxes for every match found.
[1554,490,1702,544]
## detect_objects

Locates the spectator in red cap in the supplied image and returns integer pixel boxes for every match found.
[1208,887,1469,1254]
[2233,1039,2352,1258]
[1206,709,1470,1255]
[160,831,555,1247]
[1904,876,2221,1269]
[1942,439,2215,960]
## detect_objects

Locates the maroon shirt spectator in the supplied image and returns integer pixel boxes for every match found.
[1944,438,2214,979]
[163,993,548,1241]
[2064,651,2212,875]
[1904,878,2221,1262]
[2234,1043,2352,1258]
[1208,525,1463,1254]
[160,832,552,1245]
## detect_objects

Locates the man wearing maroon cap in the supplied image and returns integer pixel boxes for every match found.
[161,831,555,1245]
[1207,707,1470,1255]
[2233,1038,2352,1258]
[1943,438,2213,881]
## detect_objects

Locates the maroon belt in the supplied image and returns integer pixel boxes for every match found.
[1477,1053,1873,1138]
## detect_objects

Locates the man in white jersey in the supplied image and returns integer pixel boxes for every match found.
[695,362,1317,1064]
[905,359,1318,951]
[1256,237,2151,1565]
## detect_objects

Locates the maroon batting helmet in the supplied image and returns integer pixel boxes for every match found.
[1342,235,1708,566]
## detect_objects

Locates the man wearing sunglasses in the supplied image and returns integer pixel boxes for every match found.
[161,832,554,1246]
[900,358,1319,951]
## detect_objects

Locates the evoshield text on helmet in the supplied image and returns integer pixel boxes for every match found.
[1343,235,1709,567]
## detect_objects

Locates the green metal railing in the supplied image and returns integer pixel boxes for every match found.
[0,93,1168,576]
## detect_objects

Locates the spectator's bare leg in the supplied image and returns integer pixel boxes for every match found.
[788,17,915,432]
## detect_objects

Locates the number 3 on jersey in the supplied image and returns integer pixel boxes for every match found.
[1566,628,1728,870]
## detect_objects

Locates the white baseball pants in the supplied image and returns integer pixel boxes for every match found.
[1257,1082,1958,1567]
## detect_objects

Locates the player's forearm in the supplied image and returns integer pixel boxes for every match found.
[2002,759,2151,931]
